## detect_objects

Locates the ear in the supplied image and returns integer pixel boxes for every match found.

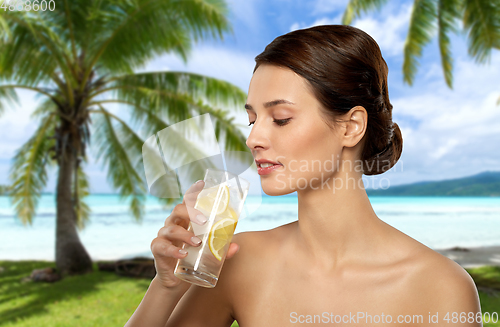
[342,106,367,148]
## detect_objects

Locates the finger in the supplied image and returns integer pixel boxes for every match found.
[157,225,202,247]
[186,205,208,226]
[182,180,205,206]
[226,242,240,259]
[167,204,190,228]
[168,203,207,227]
[151,237,187,260]
[182,181,208,225]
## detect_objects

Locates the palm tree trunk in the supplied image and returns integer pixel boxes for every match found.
[55,148,93,275]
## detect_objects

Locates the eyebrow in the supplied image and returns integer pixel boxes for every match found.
[244,99,295,111]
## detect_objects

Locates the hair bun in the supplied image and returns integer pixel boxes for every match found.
[363,122,403,175]
[386,121,395,145]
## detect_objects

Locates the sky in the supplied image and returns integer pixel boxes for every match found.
[0,0,499,194]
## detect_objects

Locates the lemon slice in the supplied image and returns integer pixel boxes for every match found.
[218,206,238,220]
[194,184,230,216]
[208,216,238,261]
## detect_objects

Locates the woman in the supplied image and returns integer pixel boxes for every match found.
[126,25,482,326]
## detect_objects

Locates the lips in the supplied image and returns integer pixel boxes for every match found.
[255,159,283,167]
[255,159,283,175]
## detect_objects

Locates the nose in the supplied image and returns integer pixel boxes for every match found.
[245,119,270,151]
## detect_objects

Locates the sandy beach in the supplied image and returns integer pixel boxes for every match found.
[435,245,500,268]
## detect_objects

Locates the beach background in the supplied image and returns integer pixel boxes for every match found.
[1,0,500,326]
[2,193,500,263]
[1,1,500,264]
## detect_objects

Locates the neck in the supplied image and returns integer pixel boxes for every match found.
[293,170,388,271]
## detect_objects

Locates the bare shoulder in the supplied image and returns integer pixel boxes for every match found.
[229,222,292,265]
[224,222,294,276]
[231,221,293,248]
[381,221,481,317]
[166,226,288,327]
[407,246,481,318]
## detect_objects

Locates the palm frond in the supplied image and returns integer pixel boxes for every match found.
[141,135,180,206]
[342,0,390,25]
[31,96,61,120]
[437,0,462,88]
[90,107,146,177]
[0,85,19,117]
[74,164,91,231]
[92,71,250,197]
[403,0,438,86]
[38,0,97,71]
[0,8,8,31]
[90,100,227,198]
[46,0,92,50]
[190,102,251,154]
[92,106,146,221]
[106,71,247,118]
[463,0,500,64]
[125,103,219,182]
[84,0,230,76]
[91,106,183,207]
[62,0,78,62]
[132,100,254,196]
[0,10,11,46]
[0,10,75,86]
[9,113,56,225]
[194,104,255,173]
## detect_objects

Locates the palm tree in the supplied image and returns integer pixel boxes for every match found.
[342,0,500,90]
[0,184,9,195]
[0,0,250,276]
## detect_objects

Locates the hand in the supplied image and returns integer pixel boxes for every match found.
[150,180,240,291]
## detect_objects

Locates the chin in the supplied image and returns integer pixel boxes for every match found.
[262,189,294,196]
[261,182,295,196]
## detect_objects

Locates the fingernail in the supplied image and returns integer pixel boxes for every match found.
[195,180,203,185]
[191,236,202,245]
[196,214,207,224]
[179,249,188,255]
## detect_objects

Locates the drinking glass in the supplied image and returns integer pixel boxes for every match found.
[174,168,250,288]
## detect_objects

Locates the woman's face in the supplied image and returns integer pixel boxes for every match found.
[245,64,345,196]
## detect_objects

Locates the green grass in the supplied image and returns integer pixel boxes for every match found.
[0,261,498,326]
[467,266,500,326]
[0,260,152,326]
[0,260,239,327]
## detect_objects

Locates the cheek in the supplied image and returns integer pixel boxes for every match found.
[287,127,341,177]
[285,123,333,161]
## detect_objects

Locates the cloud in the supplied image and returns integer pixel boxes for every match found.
[0,89,41,160]
[351,4,412,57]
[289,15,342,32]
[140,46,256,93]
[388,53,500,182]
[226,0,260,31]
[290,22,301,31]
[310,0,350,16]
[290,3,412,57]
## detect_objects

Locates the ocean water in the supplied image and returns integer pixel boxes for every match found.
[0,195,499,261]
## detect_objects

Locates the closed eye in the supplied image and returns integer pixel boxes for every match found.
[248,118,292,127]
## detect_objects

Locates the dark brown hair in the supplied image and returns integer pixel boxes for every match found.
[254,24,403,175]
